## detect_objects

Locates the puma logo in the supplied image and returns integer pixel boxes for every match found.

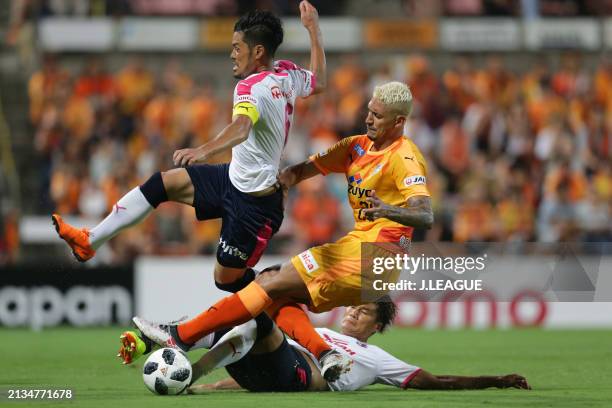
[228,341,241,357]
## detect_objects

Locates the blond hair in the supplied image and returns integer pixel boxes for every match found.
[373,81,413,116]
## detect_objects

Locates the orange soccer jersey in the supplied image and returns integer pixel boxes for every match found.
[311,134,430,241]
[291,134,430,312]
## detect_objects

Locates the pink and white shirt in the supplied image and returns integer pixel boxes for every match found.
[289,328,422,391]
[229,60,315,193]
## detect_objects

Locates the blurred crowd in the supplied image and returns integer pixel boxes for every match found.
[19,51,610,264]
[7,0,612,23]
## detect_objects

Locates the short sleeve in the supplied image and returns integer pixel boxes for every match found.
[393,150,430,200]
[309,136,357,175]
[233,81,262,124]
[275,60,316,98]
[374,348,422,389]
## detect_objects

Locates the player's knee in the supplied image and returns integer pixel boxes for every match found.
[139,171,169,208]
[214,268,255,292]
[255,263,306,301]
[254,268,284,299]
[160,168,193,204]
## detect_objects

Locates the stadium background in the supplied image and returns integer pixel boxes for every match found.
[0,0,611,406]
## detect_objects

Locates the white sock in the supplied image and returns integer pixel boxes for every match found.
[89,187,154,250]
[193,320,257,375]
[190,333,215,350]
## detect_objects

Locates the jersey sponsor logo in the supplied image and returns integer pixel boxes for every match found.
[298,250,319,273]
[348,185,372,199]
[270,85,282,99]
[404,156,415,161]
[353,144,366,157]
[219,238,248,261]
[404,175,426,187]
[323,333,356,356]
[236,95,257,105]
[269,85,293,100]
[348,173,363,185]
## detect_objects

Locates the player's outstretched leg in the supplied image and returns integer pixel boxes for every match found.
[132,316,193,352]
[52,169,192,262]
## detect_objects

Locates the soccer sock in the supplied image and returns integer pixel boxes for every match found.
[89,187,154,250]
[274,303,331,359]
[190,332,217,350]
[214,268,256,293]
[176,282,273,345]
[191,320,258,377]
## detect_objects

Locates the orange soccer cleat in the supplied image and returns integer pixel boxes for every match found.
[51,214,96,262]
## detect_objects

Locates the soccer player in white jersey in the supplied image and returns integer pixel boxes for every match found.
[51,1,351,377]
[53,1,323,282]
[153,298,530,393]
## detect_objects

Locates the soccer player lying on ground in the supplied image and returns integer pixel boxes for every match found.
[128,81,435,378]
[51,1,349,379]
[132,299,530,393]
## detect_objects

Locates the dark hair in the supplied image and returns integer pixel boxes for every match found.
[234,10,284,58]
[374,296,397,333]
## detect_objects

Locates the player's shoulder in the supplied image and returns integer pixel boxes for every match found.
[274,59,303,72]
[393,137,423,159]
[390,137,427,170]
[235,71,275,97]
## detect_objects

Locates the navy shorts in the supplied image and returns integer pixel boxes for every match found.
[186,163,284,268]
[225,337,312,392]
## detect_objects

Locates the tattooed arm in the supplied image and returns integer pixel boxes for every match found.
[362,192,434,229]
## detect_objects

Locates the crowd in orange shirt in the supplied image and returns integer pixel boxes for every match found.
[23,52,611,263]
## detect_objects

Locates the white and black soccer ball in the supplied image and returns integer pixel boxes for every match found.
[142,348,192,395]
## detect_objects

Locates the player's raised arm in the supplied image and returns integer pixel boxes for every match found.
[173,114,253,167]
[300,0,326,95]
[363,192,434,230]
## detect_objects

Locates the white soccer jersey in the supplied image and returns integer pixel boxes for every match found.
[229,60,315,193]
[288,328,421,392]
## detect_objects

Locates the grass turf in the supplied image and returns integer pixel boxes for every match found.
[1,328,611,407]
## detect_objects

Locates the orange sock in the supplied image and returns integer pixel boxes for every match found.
[177,282,272,345]
[274,303,332,359]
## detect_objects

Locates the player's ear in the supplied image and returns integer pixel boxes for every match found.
[395,115,407,128]
[253,44,266,61]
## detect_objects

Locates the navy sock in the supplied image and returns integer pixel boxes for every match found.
[215,268,256,293]
[254,313,274,341]
[139,172,168,208]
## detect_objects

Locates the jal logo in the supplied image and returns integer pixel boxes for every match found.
[271,86,281,99]
[404,175,426,186]
[353,144,365,157]
[348,173,363,185]
[298,250,319,273]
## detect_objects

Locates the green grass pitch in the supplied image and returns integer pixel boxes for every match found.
[1,327,611,407]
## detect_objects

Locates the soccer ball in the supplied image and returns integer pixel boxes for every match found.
[142,348,192,395]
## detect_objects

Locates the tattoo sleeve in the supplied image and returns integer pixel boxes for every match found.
[384,196,434,229]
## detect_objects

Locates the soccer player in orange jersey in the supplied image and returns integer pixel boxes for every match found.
[130,81,434,380]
